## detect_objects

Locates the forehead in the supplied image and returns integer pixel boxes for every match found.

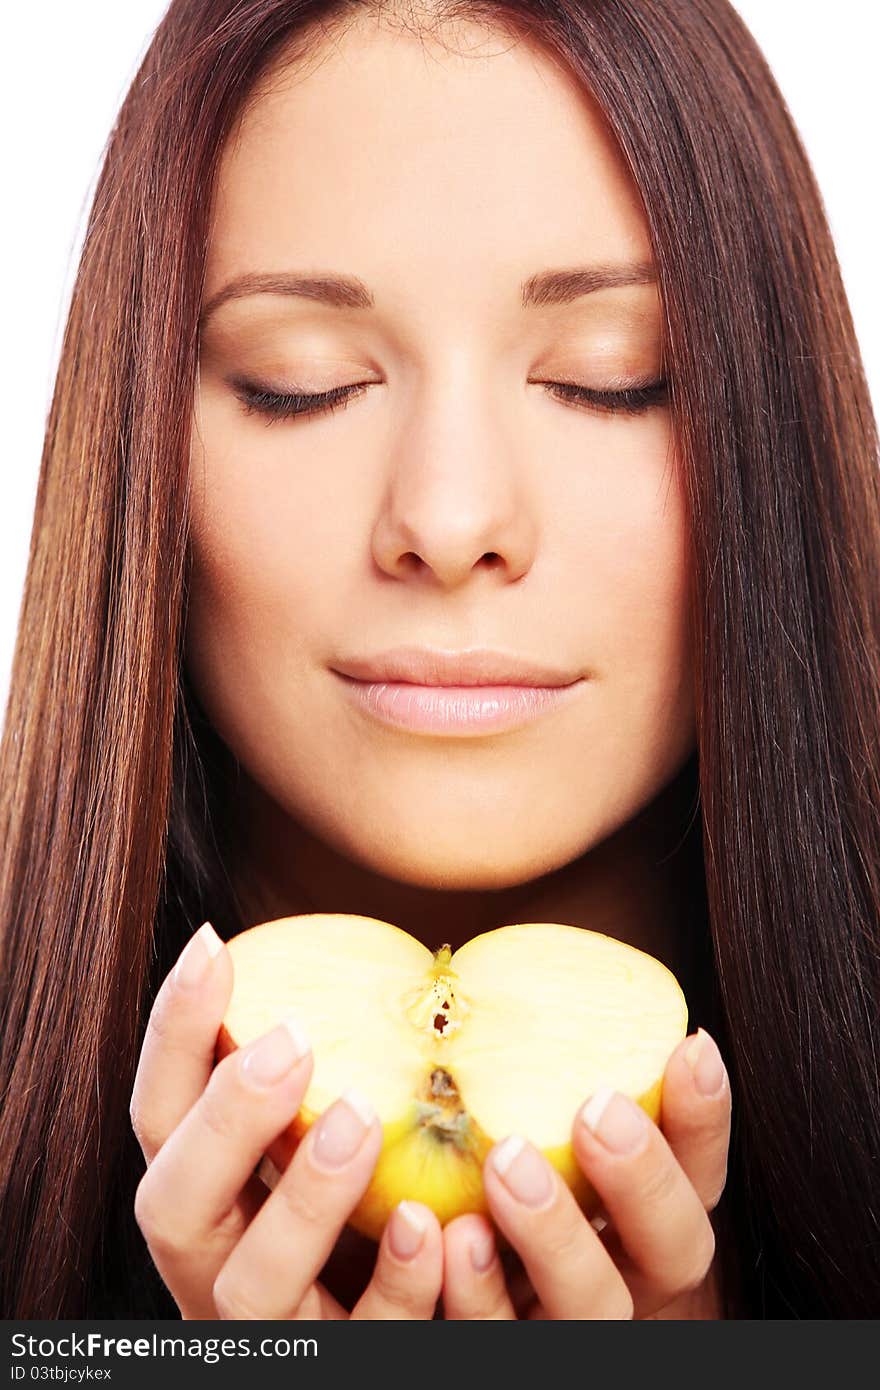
[204,15,652,310]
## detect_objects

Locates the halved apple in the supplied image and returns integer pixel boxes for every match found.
[216,914,687,1242]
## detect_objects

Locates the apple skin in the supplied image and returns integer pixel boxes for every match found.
[215,1021,664,1244]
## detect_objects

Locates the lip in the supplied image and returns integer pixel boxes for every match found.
[331,646,583,687]
[333,673,587,736]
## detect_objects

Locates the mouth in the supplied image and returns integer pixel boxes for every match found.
[333,672,588,737]
[330,645,584,688]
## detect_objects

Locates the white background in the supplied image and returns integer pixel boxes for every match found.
[1,2,877,724]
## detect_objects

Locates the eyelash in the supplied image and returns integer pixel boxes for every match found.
[233,377,669,424]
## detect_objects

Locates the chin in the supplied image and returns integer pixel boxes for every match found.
[337,826,598,893]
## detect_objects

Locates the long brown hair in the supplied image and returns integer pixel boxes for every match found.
[1,0,878,1318]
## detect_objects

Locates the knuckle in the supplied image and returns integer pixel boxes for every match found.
[635,1156,679,1212]
[660,1223,716,1300]
[704,1164,729,1213]
[129,1096,160,1160]
[133,1177,177,1256]
[198,1075,243,1145]
[212,1200,249,1248]
[129,1096,147,1147]
[372,1259,437,1317]
[132,1175,155,1235]
[539,1214,586,1268]
[466,1284,511,1321]
[274,1174,329,1231]
[682,1223,717,1292]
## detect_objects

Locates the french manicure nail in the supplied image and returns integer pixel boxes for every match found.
[310,1087,376,1169]
[489,1134,554,1206]
[685,1027,727,1097]
[580,1087,648,1154]
[240,1012,311,1087]
[174,921,223,989]
[388,1201,429,1260]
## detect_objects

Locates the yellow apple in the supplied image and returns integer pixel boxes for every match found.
[216,915,687,1242]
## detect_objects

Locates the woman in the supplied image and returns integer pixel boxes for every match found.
[0,0,877,1319]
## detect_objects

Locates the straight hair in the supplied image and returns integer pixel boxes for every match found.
[1,0,878,1316]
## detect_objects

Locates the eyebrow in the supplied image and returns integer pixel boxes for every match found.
[198,260,658,326]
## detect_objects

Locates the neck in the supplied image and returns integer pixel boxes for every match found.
[225,754,703,994]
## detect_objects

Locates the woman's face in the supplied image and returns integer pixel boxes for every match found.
[187,15,696,895]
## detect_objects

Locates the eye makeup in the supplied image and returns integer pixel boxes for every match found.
[229,375,668,425]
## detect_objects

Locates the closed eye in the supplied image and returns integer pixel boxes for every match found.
[233,380,369,424]
[230,376,669,424]
[541,379,668,416]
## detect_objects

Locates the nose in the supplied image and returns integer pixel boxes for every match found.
[370,366,538,589]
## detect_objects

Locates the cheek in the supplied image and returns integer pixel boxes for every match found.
[565,426,694,752]
[185,408,356,649]
[596,482,690,660]
[561,418,690,641]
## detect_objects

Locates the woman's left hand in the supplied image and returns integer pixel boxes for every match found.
[440,1027,731,1319]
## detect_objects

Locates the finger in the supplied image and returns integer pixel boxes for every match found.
[130,921,232,1164]
[136,1014,313,1241]
[482,1136,634,1319]
[658,1028,732,1211]
[439,1215,516,1320]
[211,1088,382,1319]
[350,1202,443,1320]
[252,1157,350,1319]
[572,1082,717,1313]
[134,1014,314,1316]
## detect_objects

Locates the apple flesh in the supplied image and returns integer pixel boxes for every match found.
[216,915,688,1242]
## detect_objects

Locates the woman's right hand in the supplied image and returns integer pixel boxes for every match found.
[129,921,444,1319]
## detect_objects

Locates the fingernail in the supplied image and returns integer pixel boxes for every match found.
[174,921,223,989]
[590,1214,608,1232]
[685,1028,727,1097]
[470,1230,496,1272]
[580,1087,648,1154]
[310,1087,375,1169]
[388,1201,429,1260]
[489,1134,554,1207]
[240,1012,311,1087]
